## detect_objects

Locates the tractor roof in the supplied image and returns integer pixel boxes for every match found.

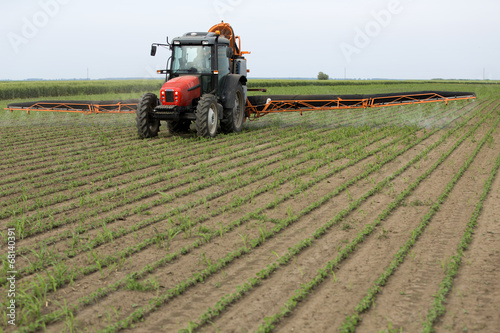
[172,32,230,46]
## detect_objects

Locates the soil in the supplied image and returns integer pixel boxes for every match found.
[1,98,498,333]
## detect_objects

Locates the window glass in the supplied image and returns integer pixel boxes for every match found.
[172,45,212,74]
[217,46,230,78]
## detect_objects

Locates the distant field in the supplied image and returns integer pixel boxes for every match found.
[1,79,499,120]
[1,80,499,332]
[1,78,499,100]
[0,80,163,101]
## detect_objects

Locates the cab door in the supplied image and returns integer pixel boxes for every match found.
[217,45,230,92]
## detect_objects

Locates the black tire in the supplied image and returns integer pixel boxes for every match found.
[136,93,160,138]
[195,94,219,138]
[221,83,245,134]
[167,120,191,134]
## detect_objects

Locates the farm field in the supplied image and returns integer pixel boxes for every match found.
[1,80,500,332]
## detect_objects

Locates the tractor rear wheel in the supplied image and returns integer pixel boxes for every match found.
[221,83,245,134]
[136,93,160,138]
[195,94,219,138]
[167,120,191,134]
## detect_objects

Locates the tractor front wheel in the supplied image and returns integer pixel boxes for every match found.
[136,93,160,138]
[195,94,219,138]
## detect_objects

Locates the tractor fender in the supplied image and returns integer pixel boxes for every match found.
[220,74,247,109]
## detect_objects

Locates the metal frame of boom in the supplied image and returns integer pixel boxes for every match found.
[5,101,136,114]
[245,92,476,119]
[5,92,476,116]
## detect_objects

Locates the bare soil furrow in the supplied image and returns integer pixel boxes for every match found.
[255,102,494,332]
[434,128,500,333]
[355,117,499,332]
[25,121,422,329]
[1,91,492,333]
[91,103,484,330]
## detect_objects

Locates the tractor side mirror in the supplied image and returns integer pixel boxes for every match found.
[226,47,233,58]
[150,45,157,56]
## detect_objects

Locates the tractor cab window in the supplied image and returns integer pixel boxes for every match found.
[172,45,212,74]
[217,45,230,90]
[217,46,230,78]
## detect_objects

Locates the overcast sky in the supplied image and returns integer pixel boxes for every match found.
[1,0,499,81]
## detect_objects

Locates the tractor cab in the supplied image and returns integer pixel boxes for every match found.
[156,32,231,96]
[141,23,248,139]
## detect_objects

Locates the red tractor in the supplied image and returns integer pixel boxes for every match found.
[137,22,250,138]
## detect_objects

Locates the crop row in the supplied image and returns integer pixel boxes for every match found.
[1,99,471,216]
[178,100,496,332]
[422,136,500,332]
[5,102,478,278]
[105,100,493,332]
[5,125,347,258]
[2,99,449,228]
[14,100,487,330]
[0,127,283,214]
[8,119,434,326]
[0,96,399,189]
[338,106,500,332]
[0,125,268,187]
[0,98,480,331]
[6,123,396,282]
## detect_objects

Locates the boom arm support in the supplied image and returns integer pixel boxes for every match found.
[5,91,475,116]
[245,91,476,119]
[5,100,137,114]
